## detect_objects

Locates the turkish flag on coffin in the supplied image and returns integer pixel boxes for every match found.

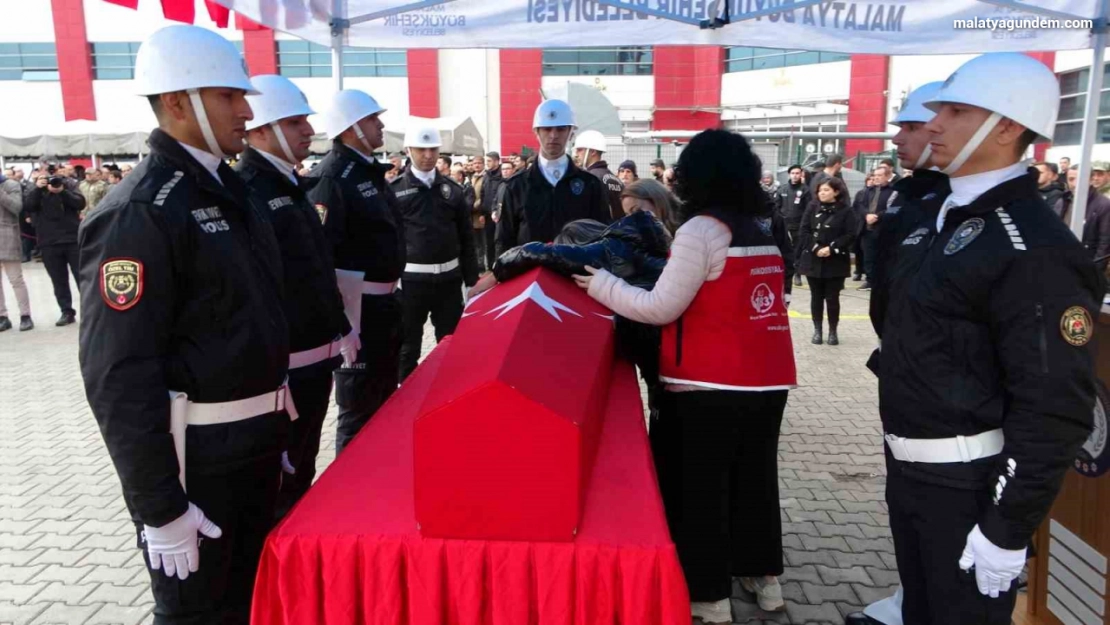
[414,268,616,542]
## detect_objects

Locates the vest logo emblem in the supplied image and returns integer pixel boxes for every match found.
[1062,306,1093,347]
[100,258,143,311]
[751,283,776,316]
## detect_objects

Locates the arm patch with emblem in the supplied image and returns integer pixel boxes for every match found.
[100,258,144,311]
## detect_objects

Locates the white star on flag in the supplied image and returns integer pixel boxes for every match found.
[483,282,582,322]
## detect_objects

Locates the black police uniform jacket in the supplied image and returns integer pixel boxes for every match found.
[776,181,811,231]
[77,129,289,527]
[874,169,1101,550]
[307,142,405,283]
[391,169,479,287]
[235,147,350,353]
[495,158,612,255]
[586,160,625,222]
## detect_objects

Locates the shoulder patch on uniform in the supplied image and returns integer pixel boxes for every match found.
[152,171,184,207]
[315,204,328,225]
[100,258,143,311]
[440,183,452,200]
[1062,306,1094,347]
[341,162,355,179]
[995,207,1026,251]
[944,217,985,255]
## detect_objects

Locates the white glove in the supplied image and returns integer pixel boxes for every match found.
[334,269,365,349]
[143,503,223,581]
[281,451,296,475]
[339,329,360,368]
[958,524,1027,598]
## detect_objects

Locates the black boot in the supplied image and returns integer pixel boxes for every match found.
[0,317,10,332]
[812,327,823,345]
[19,316,33,331]
[793,274,802,287]
[827,329,839,346]
[56,312,76,327]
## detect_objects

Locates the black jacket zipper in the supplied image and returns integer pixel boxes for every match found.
[1036,303,1049,374]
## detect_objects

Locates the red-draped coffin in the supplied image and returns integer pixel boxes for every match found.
[415,268,615,542]
[251,269,691,624]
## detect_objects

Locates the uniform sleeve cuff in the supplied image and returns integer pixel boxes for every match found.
[979,505,1029,551]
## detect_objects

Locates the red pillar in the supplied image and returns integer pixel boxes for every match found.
[51,0,96,121]
[652,46,723,133]
[1025,51,1057,162]
[241,28,277,76]
[407,50,440,118]
[844,54,889,159]
[499,49,543,155]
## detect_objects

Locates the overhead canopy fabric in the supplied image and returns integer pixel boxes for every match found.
[0,120,152,158]
[214,0,1101,53]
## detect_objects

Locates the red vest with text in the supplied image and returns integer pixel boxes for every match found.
[659,214,797,391]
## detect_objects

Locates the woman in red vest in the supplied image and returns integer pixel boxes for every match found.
[575,129,797,623]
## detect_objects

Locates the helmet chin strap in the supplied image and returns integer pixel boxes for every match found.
[352,122,375,156]
[941,112,1002,176]
[187,89,227,161]
[913,144,933,170]
[270,122,298,165]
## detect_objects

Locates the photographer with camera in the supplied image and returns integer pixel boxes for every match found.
[25,169,85,326]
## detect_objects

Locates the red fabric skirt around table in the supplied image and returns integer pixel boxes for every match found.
[251,337,691,625]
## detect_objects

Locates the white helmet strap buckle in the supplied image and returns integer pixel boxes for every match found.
[270,121,297,166]
[187,88,227,162]
[942,112,1002,176]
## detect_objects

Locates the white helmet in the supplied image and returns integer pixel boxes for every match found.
[134,25,256,97]
[533,99,576,129]
[245,75,314,131]
[892,81,943,127]
[321,90,386,141]
[925,53,1059,142]
[573,130,606,152]
[135,25,256,160]
[404,126,442,149]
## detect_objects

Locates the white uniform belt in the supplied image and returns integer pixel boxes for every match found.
[168,382,297,491]
[405,258,459,275]
[361,281,398,295]
[884,429,1003,463]
[288,337,342,369]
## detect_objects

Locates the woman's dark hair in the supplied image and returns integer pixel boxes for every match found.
[816,176,851,211]
[672,129,764,221]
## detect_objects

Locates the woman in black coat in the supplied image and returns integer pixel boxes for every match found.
[797,176,857,346]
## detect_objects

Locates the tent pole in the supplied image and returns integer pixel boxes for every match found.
[1071,2,1109,240]
[331,0,346,92]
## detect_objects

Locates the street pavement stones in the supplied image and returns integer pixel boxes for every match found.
[1,264,900,624]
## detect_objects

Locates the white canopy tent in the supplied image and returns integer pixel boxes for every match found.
[219,0,1107,235]
[308,115,485,155]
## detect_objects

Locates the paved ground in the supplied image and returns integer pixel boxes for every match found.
[0,262,899,625]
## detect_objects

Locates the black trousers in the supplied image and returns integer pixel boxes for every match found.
[886,456,1017,625]
[652,390,788,601]
[807,276,844,330]
[275,357,338,520]
[399,278,463,381]
[40,243,78,315]
[334,292,401,454]
[484,217,497,269]
[853,233,866,277]
[472,228,488,273]
[861,229,880,280]
[21,234,35,262]
[138,413,286,625]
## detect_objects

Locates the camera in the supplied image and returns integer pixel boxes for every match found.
[48,176,64,188]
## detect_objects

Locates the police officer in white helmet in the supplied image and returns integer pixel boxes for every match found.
[849,80,952,625]
[391,126,479,381]
[495,99,611,255]
[78,25,292,624]
[234,75,356,518]
[877,53,1101,625]
[573,129,624,221]
[307,90,405,453]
